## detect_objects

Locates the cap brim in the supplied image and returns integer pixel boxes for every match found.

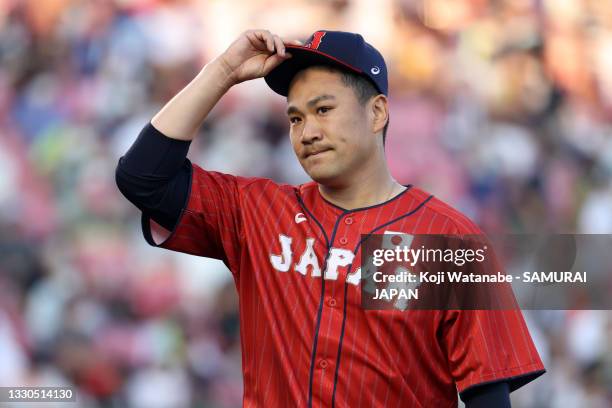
[264,45,363,97]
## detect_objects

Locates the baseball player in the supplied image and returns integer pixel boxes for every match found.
[116,29,545,407]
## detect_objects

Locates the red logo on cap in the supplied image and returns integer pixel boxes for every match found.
[306,31,326,50]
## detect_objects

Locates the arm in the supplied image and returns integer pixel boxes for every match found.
[151,30,296,140]
[116,30,298,229]
[150,58,234,141]
[115,123,191,230]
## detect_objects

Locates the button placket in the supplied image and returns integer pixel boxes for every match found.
[309,211,356,402]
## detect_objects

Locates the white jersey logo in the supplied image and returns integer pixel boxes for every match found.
[269,233,354,280]
[295,213,307,224]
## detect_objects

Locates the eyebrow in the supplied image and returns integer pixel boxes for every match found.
[286,94,336,116]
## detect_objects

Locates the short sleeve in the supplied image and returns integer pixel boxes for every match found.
[442,308,545,394]
[142,163,244,275]
[438,219,545,393]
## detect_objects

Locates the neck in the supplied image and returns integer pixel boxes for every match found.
[318,161,405,210]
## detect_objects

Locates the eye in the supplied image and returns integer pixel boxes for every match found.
[317,106,332,115]
[289,116,302,125]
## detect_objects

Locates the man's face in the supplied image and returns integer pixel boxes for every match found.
[286,67,376,187]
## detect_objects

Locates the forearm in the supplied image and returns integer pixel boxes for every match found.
[151,57,235,141]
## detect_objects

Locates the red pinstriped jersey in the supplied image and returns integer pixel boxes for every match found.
[142,164,545,407]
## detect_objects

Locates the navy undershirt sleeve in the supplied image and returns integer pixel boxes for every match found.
[115,123,191,231]
[461,381,511,408]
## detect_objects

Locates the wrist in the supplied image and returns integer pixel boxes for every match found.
[211,55,239,88]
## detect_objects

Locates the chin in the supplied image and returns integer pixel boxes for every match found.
[300,154,349,186]
[305,167,345,187]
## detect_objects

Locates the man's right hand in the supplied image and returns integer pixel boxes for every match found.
[151,30,301,140]
[219,29,302,85]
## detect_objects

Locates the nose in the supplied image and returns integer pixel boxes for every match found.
[300,118,323,145]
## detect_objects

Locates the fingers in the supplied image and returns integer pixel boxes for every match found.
[283,38,303,46]
[273,35,285,57]
[262,53,288,75]
[247,30,273,52]
[246,29,302,55]
[264,31,275,53]
[274,35,305,55]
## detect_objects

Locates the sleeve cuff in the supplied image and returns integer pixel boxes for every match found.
[459,367,546,395]
[141,160,194,246]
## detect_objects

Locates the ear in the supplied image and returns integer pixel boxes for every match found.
[370,94,389,136]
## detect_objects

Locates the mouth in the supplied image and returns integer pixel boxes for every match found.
[304,148,333,159]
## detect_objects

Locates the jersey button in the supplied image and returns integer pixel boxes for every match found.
[344,217,353,225]
[339,237,348,245]
[318,359,329,369]
[327,297,337,307]
[391,235,403,245]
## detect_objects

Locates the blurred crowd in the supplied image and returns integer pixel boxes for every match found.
[0,0,611,407]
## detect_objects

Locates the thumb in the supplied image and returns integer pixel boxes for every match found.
[261,53,291,76]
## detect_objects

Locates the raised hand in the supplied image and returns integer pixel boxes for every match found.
[219,29,301,84]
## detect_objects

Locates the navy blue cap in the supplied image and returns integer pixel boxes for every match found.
[264,30,388,97]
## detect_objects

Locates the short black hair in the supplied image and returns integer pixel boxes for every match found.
[295,65,390,144]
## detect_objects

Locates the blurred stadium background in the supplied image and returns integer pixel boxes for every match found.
[1,0,611,406]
